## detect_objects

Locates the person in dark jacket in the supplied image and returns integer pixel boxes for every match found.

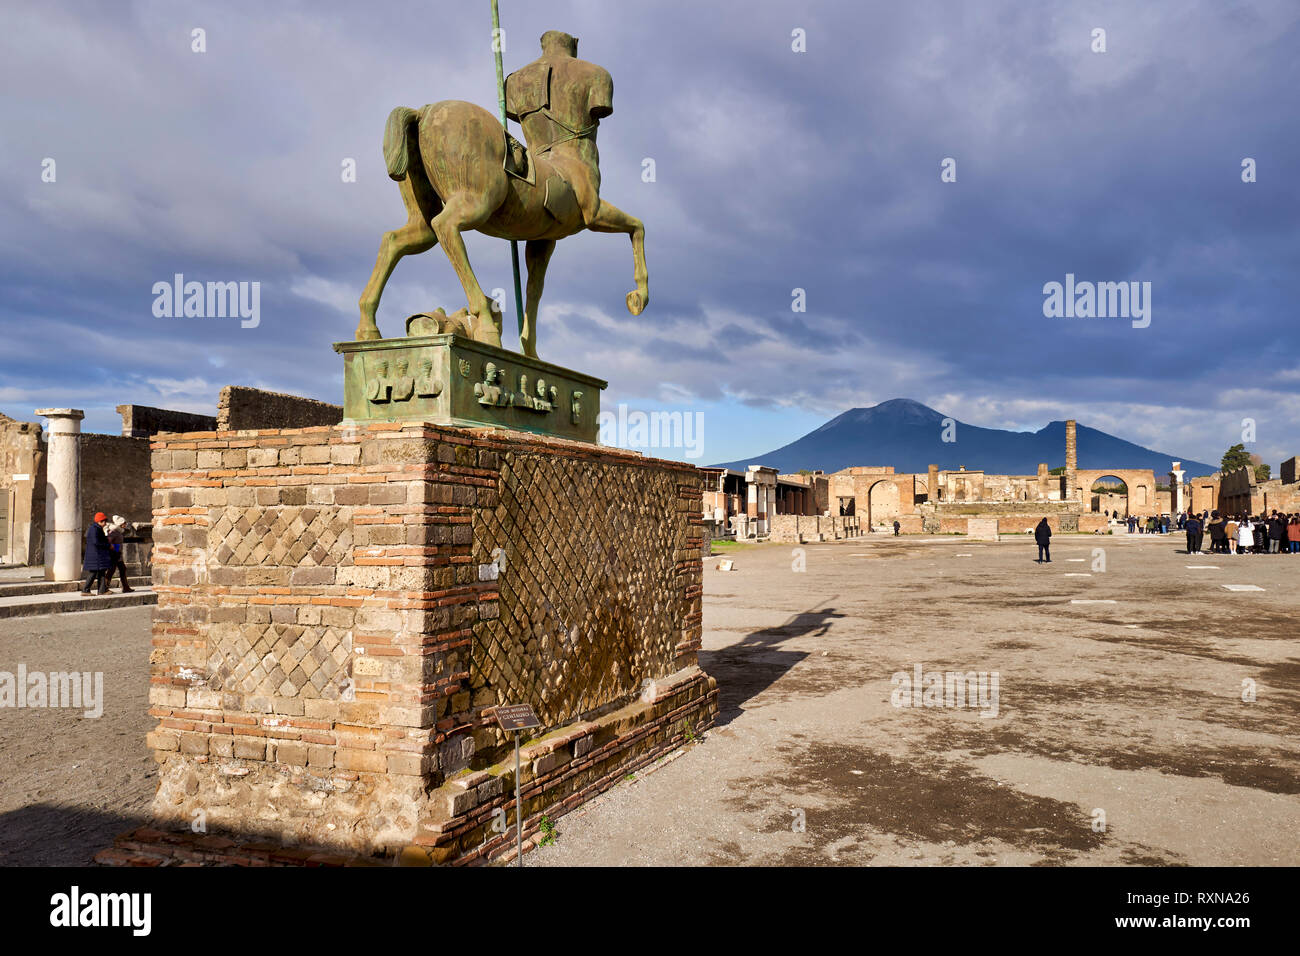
[1034,517,1052,563]
[81,512,114,595]
[1207,512,1226,554]
[1267,513,1285,554]
[106,515,134,593]
[892,519,901,536]
[1185,514,1202,555]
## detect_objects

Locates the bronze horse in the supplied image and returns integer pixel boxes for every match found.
[356,31,648,358]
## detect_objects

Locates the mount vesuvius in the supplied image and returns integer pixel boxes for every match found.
[713,399,1216,476]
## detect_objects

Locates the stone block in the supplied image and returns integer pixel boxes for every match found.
[233,738,267,760]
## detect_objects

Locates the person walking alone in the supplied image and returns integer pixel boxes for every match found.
[80,512,114,595]
[1185,513,1203,555]
[1034,517,1052,563]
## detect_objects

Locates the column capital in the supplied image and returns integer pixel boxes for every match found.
[35,408,86,421]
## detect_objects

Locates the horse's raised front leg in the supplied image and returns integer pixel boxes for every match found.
[430,192,501,347]
[521,239,556,359]
[586,199,648,315]
[357,177,436,340]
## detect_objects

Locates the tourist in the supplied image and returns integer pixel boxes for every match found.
[1288,516,1300,554]
[1034,517,1051,563]
[80,512,114,595]
[893,519,901,537]
[106,515,134,593]
[1185,512,1203,555]
[1209,512,1227,554]
[1267,512,1285,554]
[1236,516,1253,556]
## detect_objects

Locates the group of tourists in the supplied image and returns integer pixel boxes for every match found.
[1182,511,1300,555]
[80,512,135,595]
[1121,513,1172,534]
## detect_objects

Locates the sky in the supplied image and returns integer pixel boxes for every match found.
[3,0,1299,468]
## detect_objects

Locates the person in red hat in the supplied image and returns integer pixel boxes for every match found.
[81,512,114,595]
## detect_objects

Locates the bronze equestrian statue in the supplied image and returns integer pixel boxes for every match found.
[357,30,648,359]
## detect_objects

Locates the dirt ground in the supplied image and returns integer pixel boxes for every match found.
[533,534,1300,866]
[1,533,1296,865]
[0,607,156,865]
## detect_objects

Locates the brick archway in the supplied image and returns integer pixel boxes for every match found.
[866,478,900,526]
[1075,469,1157,515]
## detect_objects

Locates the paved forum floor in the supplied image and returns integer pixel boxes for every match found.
[1,533,1296,865]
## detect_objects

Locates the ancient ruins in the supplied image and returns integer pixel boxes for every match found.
[698,420,1300,545]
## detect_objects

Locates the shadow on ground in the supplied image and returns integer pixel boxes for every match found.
[700,601,845,727]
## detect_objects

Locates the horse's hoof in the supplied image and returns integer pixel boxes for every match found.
[355,323,382,341]
[626,290,646,315]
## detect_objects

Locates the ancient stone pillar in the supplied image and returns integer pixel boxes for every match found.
[35,408,84,582]
[1064,420,1078,502]
[927,464,939,502]
[1169,461,1186,513]
[1037,463,1049,500]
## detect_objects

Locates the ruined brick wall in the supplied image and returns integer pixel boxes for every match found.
[767,513,861,542]
[80,434,151,528]
[146,422,706,854]
[0,413,45,564]
[981,474,1044,501]
[933,500,1079,515]
[1189,478,1220,515]
[1077,514,1108,533]
[217,386,342,431]
[1255,479,1300,515]
[117,404,217,438]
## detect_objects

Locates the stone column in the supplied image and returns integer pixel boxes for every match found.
[1037,462,1049,500]
[1064,420,1078,502]
[36,408,84,582]
[927,464,939,502]
[1169,461,1185,514]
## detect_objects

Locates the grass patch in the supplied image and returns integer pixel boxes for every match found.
[709,539,756,551]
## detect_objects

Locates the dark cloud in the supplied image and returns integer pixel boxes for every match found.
[2,0,1298,464]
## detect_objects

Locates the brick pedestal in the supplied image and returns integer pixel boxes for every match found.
[134,421,717,864]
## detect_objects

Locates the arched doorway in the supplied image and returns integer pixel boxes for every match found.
[867,479,900,528]
[1090,475,1129,517]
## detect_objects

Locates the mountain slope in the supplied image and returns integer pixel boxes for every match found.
[714,399,1217,476]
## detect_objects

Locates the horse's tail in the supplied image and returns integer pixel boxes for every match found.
[383,106,422,181]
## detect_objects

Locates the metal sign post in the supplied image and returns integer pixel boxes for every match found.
[493,703,541,867]
[513,729,522,865]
